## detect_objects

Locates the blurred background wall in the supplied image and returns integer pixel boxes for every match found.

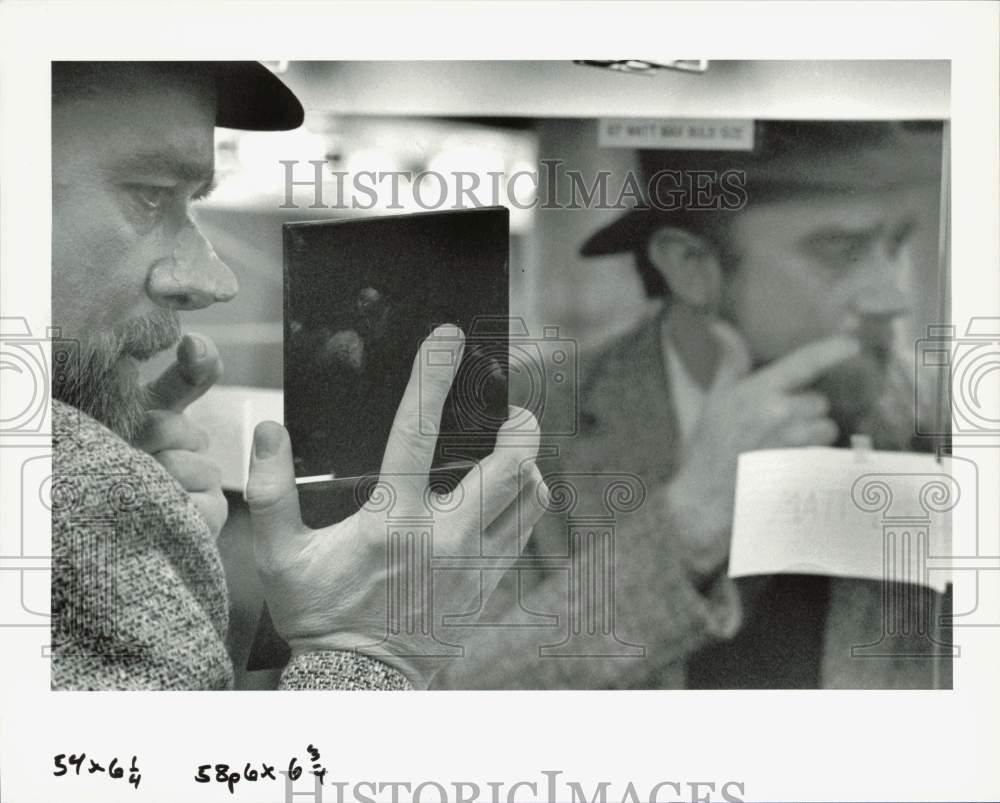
[148,60,948,391]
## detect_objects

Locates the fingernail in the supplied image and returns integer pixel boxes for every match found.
[253,423,282,460]
[431,323,462,340]
[500,406,531,432]
[181,333,207,363]
[426,326,465,373]
[190,333,207,360]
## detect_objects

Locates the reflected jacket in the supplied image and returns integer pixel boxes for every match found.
[435,313,946,689]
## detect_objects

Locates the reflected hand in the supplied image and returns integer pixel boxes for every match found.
[665,321,859,581]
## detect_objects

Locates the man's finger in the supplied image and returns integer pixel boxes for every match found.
[457,406,541,526]
[481,465,549,547]
[246,421,305,548]
[379,325,464,488]
[779,417,840,447]
[755,335,860,391]
[785,392,831,421]
[145,332,222,413]
[133,409,209,454]
[154,449,221,493]
[708,320,752,392]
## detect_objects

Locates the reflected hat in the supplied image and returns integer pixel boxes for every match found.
[580,120,943,257]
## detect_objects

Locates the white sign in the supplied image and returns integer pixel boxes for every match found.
[729,447,967,593]
[599,118,755,150]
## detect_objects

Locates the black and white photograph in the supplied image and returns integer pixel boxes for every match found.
[1,3,998,802]
[46,60,954,692]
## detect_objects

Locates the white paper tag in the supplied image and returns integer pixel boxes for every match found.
[598,118,755,150]
[728,447,968,592]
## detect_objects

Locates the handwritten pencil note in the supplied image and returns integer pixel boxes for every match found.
[728,448,965,593]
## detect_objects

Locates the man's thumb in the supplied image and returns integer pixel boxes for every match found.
[708,319,752,391]
[246,421,304,541]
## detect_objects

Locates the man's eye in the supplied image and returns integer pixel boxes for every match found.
[813,238,868,267]
[127,185,174,213]
[888,223,916,258]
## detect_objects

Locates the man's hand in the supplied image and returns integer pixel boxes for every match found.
[245,325,549,688]
[665,322,860,582]
[134,332,228,539]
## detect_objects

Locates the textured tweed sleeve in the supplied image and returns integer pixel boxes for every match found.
[279,651,413,690]
[50,401,234,691]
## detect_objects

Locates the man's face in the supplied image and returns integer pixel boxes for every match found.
[721,189,920,439]
[52,71,237,439]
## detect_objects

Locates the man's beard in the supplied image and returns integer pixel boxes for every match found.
[52,309,182,442]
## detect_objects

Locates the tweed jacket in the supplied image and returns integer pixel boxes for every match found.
[50,399,411,691]
[436,314,947,689]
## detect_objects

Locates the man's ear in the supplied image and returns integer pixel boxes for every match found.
[646,226,723,310]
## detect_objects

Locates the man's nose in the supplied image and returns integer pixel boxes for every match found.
[852,284,910,321]
[850,257,911,323]
[146,222,238,311]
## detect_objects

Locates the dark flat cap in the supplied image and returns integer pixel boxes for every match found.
[212,61,304,131]
[52,61,304,132]
[581,120,943,257]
